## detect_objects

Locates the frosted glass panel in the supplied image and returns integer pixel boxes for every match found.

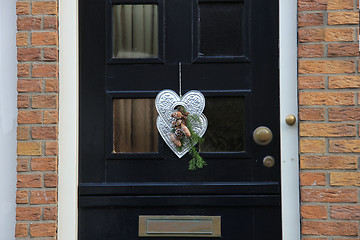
[113,4,158,58]
[113,99,158,153]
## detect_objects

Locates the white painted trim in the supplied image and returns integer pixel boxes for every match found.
[58,0,300,238]
[58,0,78,239]
[279,0,300,239]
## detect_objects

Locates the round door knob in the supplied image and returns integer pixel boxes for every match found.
[285,115,296,126]
[263,156,275,168]
[253,126,273,146]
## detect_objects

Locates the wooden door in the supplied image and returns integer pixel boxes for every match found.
[79,0,280,238]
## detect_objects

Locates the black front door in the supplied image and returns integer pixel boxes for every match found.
[79,0,280,239]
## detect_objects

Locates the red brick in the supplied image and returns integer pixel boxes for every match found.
[301,189,357,203]
[45,142,58,156]
[17,17,41,31]
[328,11,359,25]
[298,0,328,11]
[17,158,29,172]
[32,64,58,78]
[330,140,360,153]
[17,174,42,188]
[300,155,357,170]
[299,60,355,74]
[17,63,30,77]
[302,221,358,236]
[17,95,29,108]
[44,173,57,187]
[298,13,324,27]
[331,205,360,220]
[298,28,324,43]
[329,108,360,121]
[331,172,360,186]
[301,205,327,219]
[300,123,355,137]
[16,2,30,15]
[45,79,59,92]
[32,32,58,46]
[298,76,325,89]
[329,76,360,89]
[300,139,326,153]
[43,207,57,220]
[15,223,28,237]
[17,126,29,140]
[32,1,57,15]
[298,44,324,58]
[30,223,56,237]
[30,191,57,204]
[302,238,326,240]
[327,0,354,10]
[17,47,41,61]
[17,79,42,92]
[44,48,58,61]
[31,126,57,140]
[325,28,355,42]
[44,110,58,124]
[31,157,57,171]
[299,108,325,121]
[17,110,42,124]
[333,239,360,240]
[17,32,28,46]
[300,172,326,186]
[32,95,58,109]
[16,207,41,221]
[44,16,57,30]
[328,43,359,57]
[299,92,355,105]
[16,190,28,204]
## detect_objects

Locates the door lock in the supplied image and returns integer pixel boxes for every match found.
[263,156,275,168]
[253,126,273,146]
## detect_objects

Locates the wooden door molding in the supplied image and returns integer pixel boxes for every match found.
[58,0,300,239]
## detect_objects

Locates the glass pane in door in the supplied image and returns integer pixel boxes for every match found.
[200,97,245,152]
[199,2,244,56]
[113,4,158,58]
[113,99,158,153]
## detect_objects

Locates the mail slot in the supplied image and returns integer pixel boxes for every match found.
[139,215,221,237]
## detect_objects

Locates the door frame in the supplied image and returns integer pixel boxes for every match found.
[58,0,300,238]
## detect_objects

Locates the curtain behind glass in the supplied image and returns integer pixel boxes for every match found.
[113,5,158,58]
[113,99,158,153]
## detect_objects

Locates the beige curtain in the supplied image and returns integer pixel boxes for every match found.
[113,5,158,58]
[113,99,158,153]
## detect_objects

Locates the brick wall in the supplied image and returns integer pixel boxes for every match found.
[15,0,58,238]
[298,0,360,239]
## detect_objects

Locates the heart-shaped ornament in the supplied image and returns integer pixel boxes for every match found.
[155,89,208,158]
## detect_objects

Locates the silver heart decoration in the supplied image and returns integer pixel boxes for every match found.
[155,89,208,158]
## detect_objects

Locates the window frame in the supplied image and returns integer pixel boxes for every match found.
[107,0,165,64]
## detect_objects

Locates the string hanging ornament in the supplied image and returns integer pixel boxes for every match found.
[155,63,208,170]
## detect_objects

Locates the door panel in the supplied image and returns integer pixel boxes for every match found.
[79,0,280,238]
[79,205,281,240]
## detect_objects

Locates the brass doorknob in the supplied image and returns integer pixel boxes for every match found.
[253,126,273,146]
[263,156,275,168]
[285,115,296,126]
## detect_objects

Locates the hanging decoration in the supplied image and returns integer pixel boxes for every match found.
[155,63,208,170]
[155,89,208,170]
